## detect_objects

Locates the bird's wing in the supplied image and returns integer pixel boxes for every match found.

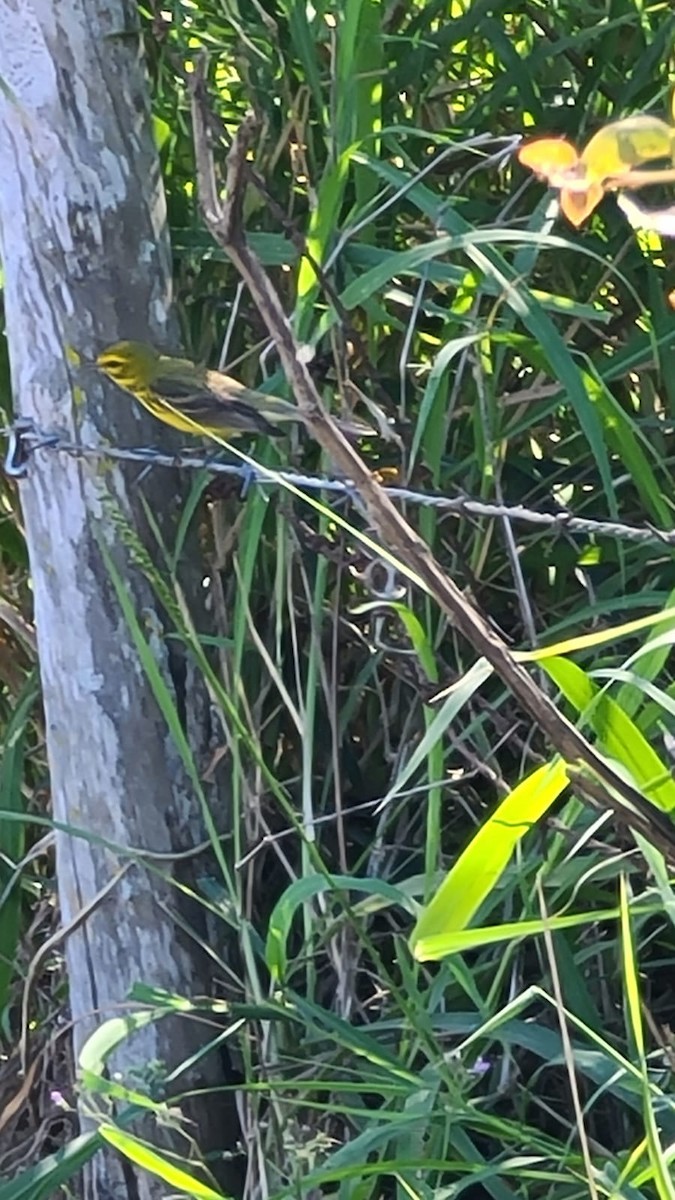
[154,372,282,437]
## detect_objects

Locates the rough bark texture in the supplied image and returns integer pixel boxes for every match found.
[0,3,236,1196]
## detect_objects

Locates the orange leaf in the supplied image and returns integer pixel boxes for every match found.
[560,182,605,227]
[517,138,587,188]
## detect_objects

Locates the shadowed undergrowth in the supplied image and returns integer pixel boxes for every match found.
[2,3,675,1197]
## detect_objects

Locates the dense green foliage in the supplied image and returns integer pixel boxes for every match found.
[3,2,675,1197]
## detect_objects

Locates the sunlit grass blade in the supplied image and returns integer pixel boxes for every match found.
[99,1125,229,1200]
[620,877,675,1200]
[542,656,675,812]
[410,761,569,958]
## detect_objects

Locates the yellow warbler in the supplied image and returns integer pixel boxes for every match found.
[95,341,372,441]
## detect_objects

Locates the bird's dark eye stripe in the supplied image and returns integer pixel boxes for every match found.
[100,357,125,369]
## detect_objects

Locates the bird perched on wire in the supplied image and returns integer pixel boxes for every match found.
[94,340,372,442]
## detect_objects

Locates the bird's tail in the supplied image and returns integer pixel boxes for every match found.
[253,394,373,440]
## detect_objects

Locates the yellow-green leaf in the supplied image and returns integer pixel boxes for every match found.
[410,761,569,958]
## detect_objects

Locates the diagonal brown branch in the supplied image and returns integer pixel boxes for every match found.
[189,74,675,862]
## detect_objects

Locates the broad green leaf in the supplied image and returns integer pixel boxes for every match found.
[79,1009,166,1074]
[99,1126,229,1199]
[542,656,675,812]
[410,761,569,956]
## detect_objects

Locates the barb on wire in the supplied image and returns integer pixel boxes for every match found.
[3,418,62,478]
[3,421,675,547]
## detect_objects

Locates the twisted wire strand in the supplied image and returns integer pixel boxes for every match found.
[4,423,674,547]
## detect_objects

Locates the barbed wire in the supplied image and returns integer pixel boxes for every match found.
[4,420,675,547]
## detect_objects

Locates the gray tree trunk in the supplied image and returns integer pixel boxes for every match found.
[0,3,236,1196]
